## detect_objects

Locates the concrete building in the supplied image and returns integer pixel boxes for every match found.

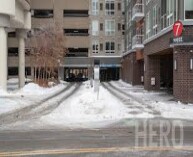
[0,0,31,90]
[28,0,124,82]
[122,0,193,103]
[89,0,124,81]
[122,0,144,85]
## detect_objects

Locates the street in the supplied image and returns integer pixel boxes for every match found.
[1,81,193,156]
[0,119,193,156]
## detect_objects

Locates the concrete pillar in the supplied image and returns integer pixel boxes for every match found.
[0,27,7,90]
[17,30,26,88]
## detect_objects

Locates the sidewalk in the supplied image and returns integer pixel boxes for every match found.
[110,80,193,121]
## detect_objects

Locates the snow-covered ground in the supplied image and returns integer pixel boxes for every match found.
[40,81,153,127]
[0,78,67,114]
[111,80,193,120]
[0,79,193,130]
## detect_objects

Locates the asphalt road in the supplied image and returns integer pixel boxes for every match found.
[0,119,193,157]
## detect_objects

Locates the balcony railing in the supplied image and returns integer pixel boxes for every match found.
[132,34,144,49]
[161,14,167,30]
[132,1,144,21]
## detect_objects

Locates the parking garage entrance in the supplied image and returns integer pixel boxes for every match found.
[100,67,120,82]
[64,68,88,82]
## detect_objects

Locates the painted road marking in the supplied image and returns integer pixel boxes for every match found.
[0,146,193,156]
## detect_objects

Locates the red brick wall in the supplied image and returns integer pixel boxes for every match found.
[173,46,193,103]
[121,52,144,85]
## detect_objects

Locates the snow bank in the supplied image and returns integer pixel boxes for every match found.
[41,82,152,127]
[0,81,67,114]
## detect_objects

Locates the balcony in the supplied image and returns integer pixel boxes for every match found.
[132,34,144,50]
[132,1,144,22]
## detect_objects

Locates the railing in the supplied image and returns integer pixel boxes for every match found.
[132,34,144,47]
[161,14,167,30]
[132,2,144,17]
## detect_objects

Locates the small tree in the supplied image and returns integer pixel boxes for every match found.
[27,25,67,86]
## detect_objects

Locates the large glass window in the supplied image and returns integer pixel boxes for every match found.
[167,0,175,26]
[146,12,151,39]
[153,5,158,35]
[92,40,99,53]
[105,0,115,15]
[105,42,115,53]
[185,0,193,20]
[92,20,99,36]
[92,0,99,15]
[105,20,115,35]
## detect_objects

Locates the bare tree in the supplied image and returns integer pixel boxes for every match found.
[27,24,67,87]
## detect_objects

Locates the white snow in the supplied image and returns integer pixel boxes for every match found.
[111,80,193,121]
[1,78,193,130]
[0,78,68,114]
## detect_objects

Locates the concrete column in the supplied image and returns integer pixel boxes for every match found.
[0,27,7,90]
[17,30,26,88]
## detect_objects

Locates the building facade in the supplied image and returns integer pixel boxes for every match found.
[1,0,31,90]
[89,0,124,81]
[16,0,124,82]
[122,0,193,103]
[122,0,145,85]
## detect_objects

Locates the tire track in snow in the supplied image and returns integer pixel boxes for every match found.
[0,83,78,126]
[101,82,161,117]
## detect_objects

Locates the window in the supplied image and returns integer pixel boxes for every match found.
[64,29,89,36]
[8,67,18,76]
[31,10,53,18]
[8,32,16,37]
[8,48,18,56]
[118,3,121,11]
[167,0,174,26]
[105,20,115,35]
[100,23,103,31]
[92,20,99,36]
[118,23,122,31]
[105,42,115,53]
[63,10,88,17]
[146,12,151,39]
[153,5,158,35]
[100,3,103,10]
[105,0,115,15]
[100,43,103,51]
[92,40,99,53]
[185,0,193,20]
[92,0,99,15]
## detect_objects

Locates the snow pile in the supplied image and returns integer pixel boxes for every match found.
[41,83,132,126]
[0,87,8,95]
[21,83,65,95]
[0,99,19,114]
[0,81,67,114]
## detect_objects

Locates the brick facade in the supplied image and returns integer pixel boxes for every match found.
[173,46,193,103]
[121,52,144,85]
[144,26,193,103]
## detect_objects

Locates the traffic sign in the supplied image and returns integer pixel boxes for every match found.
[173,21,183,37]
